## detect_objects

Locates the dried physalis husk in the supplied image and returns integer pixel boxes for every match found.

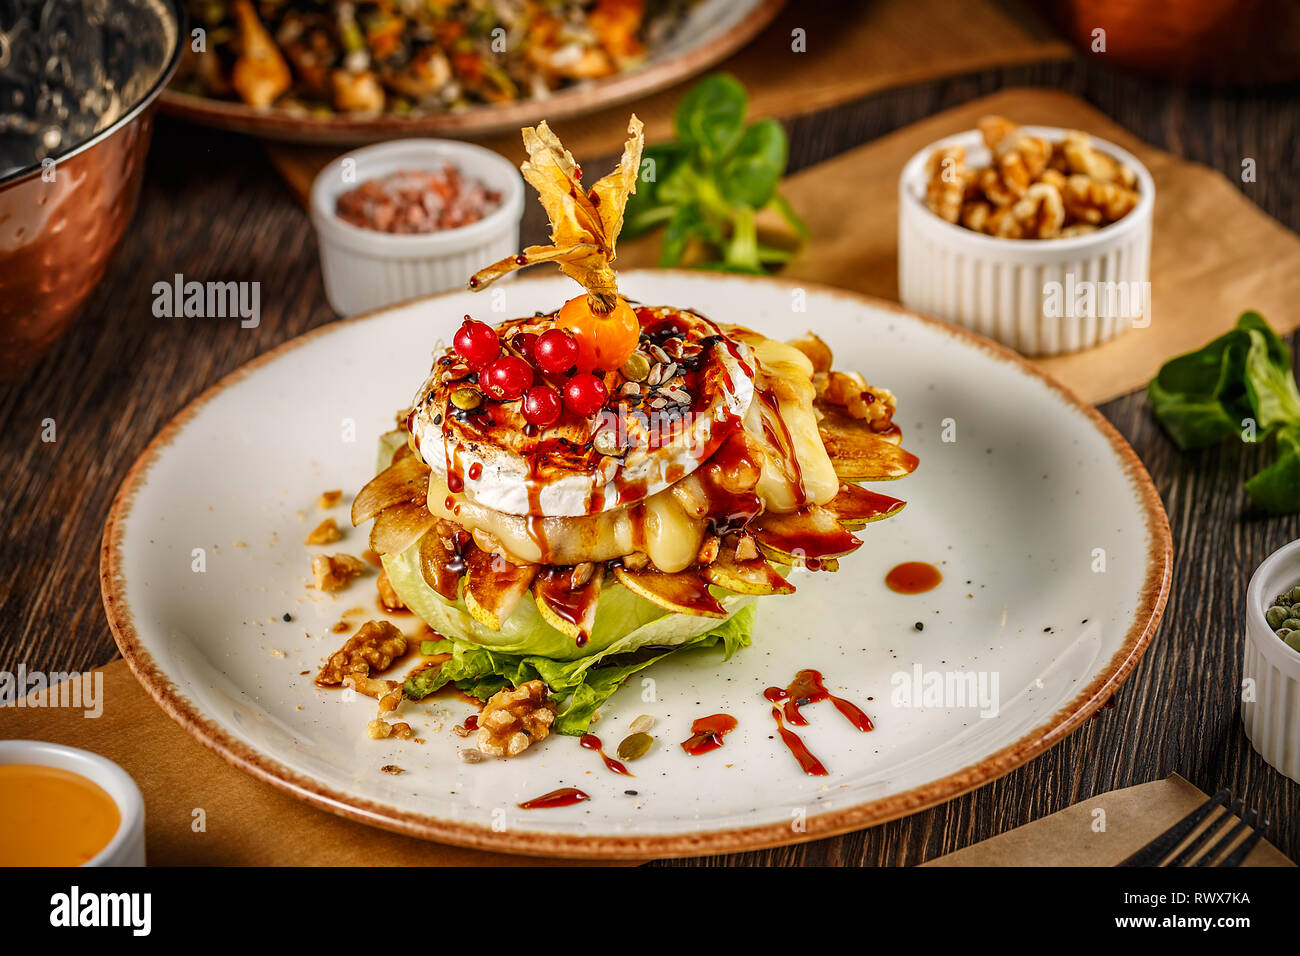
[469,115,645,313]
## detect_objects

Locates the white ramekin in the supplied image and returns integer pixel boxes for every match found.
[311,138,525,317]
[0,739,146,866]
[898,126,1155,356]
[1243,539,1300,784]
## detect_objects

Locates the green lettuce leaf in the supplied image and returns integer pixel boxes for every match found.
[406,605,756,735]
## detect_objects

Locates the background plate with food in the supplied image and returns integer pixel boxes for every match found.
[162,0,785,142]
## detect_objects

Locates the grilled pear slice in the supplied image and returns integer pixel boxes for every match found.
[369,500,437,556]
[816,400,903,446]
[820,428,919,480]
[612,566,729,619]
[352,454,430,525]
[816,402,918,480]
[703,545,795,595]
[752,505,863,566]
[824,481,906,529]
[533,567,603,642]
[418,529,465,603]
[463,549,537,630]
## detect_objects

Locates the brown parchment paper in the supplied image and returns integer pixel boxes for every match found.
[619,87,1300,405]
[267,0,1070,202]
[0,661,633,866]
[924,774,1293,866]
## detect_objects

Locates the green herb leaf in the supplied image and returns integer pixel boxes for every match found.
[673,73,747,164]
[717,118,788,208]
[1148,310,1300,512]
[1246,423,1300,512]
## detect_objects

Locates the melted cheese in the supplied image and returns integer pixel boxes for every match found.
[746,338,839,513]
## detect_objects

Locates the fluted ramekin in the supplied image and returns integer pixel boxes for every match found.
[0,739,146,866]
[311,139,524,317]
[1243,538,1300,784]
[898,126,1154,356]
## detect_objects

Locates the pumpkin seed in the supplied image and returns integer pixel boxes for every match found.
[617,731,654,761]
[621,353,651,382]
[451,387,482,410]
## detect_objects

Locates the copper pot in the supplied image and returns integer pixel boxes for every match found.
[0,0,184,381]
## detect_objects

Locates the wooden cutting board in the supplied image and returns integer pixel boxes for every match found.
[267,0,1071,201]
[615,87,1300,405]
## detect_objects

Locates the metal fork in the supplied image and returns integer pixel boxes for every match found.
[1117,788,1270,867]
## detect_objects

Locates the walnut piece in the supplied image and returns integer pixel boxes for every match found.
[475,681,557,758]
[306,518,342,545]
[312,552,367,591]
[923,144,968,224]
[316,620,407,686]
[376,569,406,611]
[932,115,1139,239]
[318,489,343,509]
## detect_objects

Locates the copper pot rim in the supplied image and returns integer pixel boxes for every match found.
[0,0,187,190]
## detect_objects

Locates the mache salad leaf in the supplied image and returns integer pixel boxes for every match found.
[1148,311,1300,512]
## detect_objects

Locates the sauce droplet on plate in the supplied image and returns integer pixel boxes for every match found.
[579,734,632,776]
[680,714,738,755]
[885,561,942,594]
[517,787,589,810]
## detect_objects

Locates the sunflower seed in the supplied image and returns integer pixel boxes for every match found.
[647,363,664,386]
[660,361,678,381]
[648,396,668,409]
[593,428,622,456]
[457,748,483,764]
[659,386,691,404]
[621,382,642,397]
[628,714,655,734]
[650,344,671,364]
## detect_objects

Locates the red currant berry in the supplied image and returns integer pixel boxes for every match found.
[453,317,500,368]
[522,385,562,426]
[510,331,538,361]
[483,355,534,401]
[563,373,608,417]
[534,328,581,375]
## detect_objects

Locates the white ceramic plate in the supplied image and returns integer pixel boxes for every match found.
[102,272,1170,859]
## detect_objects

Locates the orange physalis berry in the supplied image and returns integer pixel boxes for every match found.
[557,294,640,372]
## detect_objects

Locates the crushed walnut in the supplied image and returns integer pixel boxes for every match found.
[316,620,407,686]
[305,518,343,545]
[376,569,407,611]
[312,552,368,591]
[318,489,343,509]
[476,680,557,758]
[924,115,1139,240]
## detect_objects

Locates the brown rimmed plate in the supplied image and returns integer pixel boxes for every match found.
[101,271,1170,859]
[160,0,785,144]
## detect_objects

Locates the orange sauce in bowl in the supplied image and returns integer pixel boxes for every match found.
[0,765,121,866]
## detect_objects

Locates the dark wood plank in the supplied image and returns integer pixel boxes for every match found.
[2,56,1297,866]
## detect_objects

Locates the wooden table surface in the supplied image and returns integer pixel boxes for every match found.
[3,57,1299,866]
